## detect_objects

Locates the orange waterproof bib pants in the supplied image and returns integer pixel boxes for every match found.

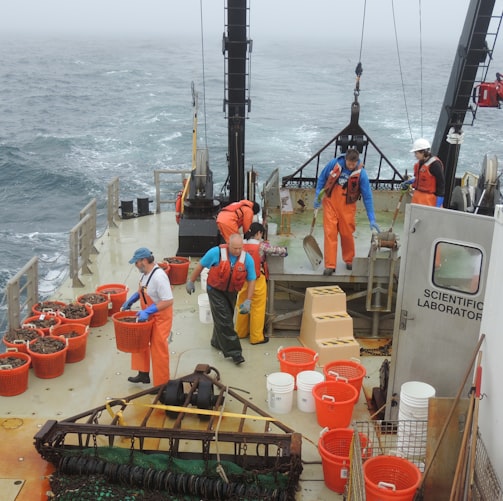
[131,291,172,386]
[322,184,357,269]
[412,190,436,207]
[235,272,267,343]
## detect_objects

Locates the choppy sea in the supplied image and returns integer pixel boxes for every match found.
[0,33,502,332]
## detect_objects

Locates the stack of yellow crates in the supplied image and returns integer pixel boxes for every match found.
[299,285,360,367]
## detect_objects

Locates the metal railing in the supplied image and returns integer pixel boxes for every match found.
[107,177,120,228]
[6,256,39,333]
[154,169,191,214]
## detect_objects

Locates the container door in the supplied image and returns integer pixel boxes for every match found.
[386,204,494,417]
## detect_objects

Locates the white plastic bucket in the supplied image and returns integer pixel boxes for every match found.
[268,222,278,235]
[200,268,209,293]
[296,370,325,413]
[267,372,295,414]
[397,381,435,459]
[197,293,213,324]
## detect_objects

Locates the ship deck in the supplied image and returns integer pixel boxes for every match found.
[0,205,400,501]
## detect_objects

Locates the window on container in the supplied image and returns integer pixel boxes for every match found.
[432,242,482,294]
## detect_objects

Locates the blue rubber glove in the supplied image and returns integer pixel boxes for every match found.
[400,178,414,191]
[186,280,195,295]
[239,299,251,314]
[137,303,158,322]
[370,221,381,233]
[436,196,444,208]
[121,291,140,311]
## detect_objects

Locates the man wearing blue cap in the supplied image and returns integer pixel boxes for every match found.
[122,247,173,385]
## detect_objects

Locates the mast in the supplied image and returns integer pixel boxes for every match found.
[432,0,496,208]
[223,0,251,202]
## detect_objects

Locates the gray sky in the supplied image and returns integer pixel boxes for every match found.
[1,0,500,46]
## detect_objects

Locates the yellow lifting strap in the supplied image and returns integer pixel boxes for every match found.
[106,399,279,425]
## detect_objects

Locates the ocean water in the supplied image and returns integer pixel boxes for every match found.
[0,33,502,331]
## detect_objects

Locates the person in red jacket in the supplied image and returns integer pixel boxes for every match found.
[216,200,260,243]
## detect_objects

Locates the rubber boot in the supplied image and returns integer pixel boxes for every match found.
[128,371,150,384]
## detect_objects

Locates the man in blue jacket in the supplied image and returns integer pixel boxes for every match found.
[314,148,380,275]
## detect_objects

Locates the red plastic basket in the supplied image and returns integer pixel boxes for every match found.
[96,283,128,316]
[164,257,190,285]
[318,428,373,494]
[32,300,67,315]
[0,351,32,396]
[58,303,94,327]
[324,359,367,395]
[27,336,68,379]
[363,455,422,501]
[312,381,359,428]
[277,346,318,388]
[22,314,62,335]
[112,311,153,353]
[77,293,109,327]
[52,323,89,363]
[3,327,44,354]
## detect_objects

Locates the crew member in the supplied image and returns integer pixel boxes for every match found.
[401,138,445,207]
[122,247,173,385]
[185,234,256,365]
[235,222,287,345]
[314,148,380,275]
[216,199,260,243]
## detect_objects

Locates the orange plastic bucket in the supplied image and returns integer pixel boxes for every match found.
[77,293,109,327]
[277,346,318,388]
[96,283,128,316]
[318,428,373,493]
[3,327,44,354]
[112,311,153,353]
[22,314,62,336]
[363,455,422,501]
[324,359,367,395]
[58,303,94,327]
[32,300,67,315]
[0,351,32,396]
[164,257,190,285]
[27,336,68,379]
[52,323,89,363]
[312,381,359,428]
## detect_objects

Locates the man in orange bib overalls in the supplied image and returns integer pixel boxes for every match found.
[122,247,173,385]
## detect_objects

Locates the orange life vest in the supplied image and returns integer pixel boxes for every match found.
[175,190,183,224]
[346,169,362,204]
[323,163,342,197]
[323,163,363,204]
[207,245,247,292]
[413,156,442,194]
[243,242,261,277]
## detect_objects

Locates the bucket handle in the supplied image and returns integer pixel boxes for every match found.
[0,363,13,370]
[321,395,335,403]
[377,482,396,491]
[335,375,349,383]
[12,339,28,346]
[319,426,330,437]
[350,357,361,363]
[6,347,20,353]
[22,322,37,329]
[313,352,319,361]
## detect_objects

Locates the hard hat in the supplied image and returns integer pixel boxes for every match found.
[410,138,431,152]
